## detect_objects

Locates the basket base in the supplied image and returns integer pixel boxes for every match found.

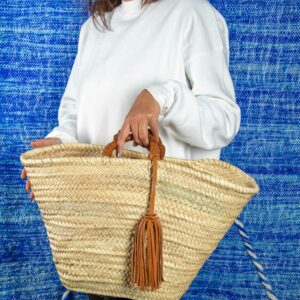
[87,292,131,300]
[61,279,187,300]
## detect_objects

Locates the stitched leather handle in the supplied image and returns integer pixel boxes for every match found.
[102,128,165,160]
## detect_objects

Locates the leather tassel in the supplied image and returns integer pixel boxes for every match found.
[130,140,164,291]
[130,211,164,291]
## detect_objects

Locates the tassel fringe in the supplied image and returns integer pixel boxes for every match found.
[130,212,164,291]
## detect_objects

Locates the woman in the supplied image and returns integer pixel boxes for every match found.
[21,0,241,299]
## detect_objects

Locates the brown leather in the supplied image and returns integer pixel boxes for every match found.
[102,128,165,160]
[102,128,165,291]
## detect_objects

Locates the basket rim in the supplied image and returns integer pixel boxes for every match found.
[20,143,260,195]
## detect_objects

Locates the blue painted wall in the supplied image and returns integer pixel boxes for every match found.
[0,0,299,299]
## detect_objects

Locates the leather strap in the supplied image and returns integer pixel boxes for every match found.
[102,128,165,291]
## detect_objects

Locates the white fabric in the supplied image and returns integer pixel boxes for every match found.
[45,0,241,159]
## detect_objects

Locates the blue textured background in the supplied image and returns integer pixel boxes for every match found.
[1,0,299,299]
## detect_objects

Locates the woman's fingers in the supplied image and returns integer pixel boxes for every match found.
[25,179,34,200]
[118,117,160,155]
[20,168,32,199]
[148,116,160,142]
[20,167,26,179]
[130,120,141,146]
[21,138,62,202]
[116,122,131,157]
[118,89,161,153]
[138,118,149,147]
[25,179,31,190]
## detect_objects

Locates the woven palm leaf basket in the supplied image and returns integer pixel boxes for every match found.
[20,129,260,300]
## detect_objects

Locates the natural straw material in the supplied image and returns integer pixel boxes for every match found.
[20,133,259,300]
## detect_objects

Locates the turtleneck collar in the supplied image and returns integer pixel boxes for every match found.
[116,0,144,15]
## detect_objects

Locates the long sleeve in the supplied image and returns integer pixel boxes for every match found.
[44,23,85,144]
[145,0,241,151]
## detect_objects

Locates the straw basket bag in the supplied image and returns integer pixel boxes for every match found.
[20,129,259,300]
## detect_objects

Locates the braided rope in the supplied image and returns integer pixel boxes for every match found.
[61,289,73,300]
[235,218,278,300]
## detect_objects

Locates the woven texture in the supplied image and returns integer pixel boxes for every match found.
[20,143,259,299]
[1,0,299,299]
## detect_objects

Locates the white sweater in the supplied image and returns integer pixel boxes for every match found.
[45,0,241,160]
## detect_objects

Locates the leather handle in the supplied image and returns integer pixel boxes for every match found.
[102,128,165,289]
[102,128,165,160]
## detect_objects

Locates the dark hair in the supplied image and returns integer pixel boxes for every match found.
[87,0,159,31]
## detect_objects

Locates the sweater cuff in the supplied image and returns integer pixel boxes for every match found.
[45,128,78,144]
[145,80,174,117]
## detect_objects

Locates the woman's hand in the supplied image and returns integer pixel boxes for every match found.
[117,89,161,156]
[20,137,62,200]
